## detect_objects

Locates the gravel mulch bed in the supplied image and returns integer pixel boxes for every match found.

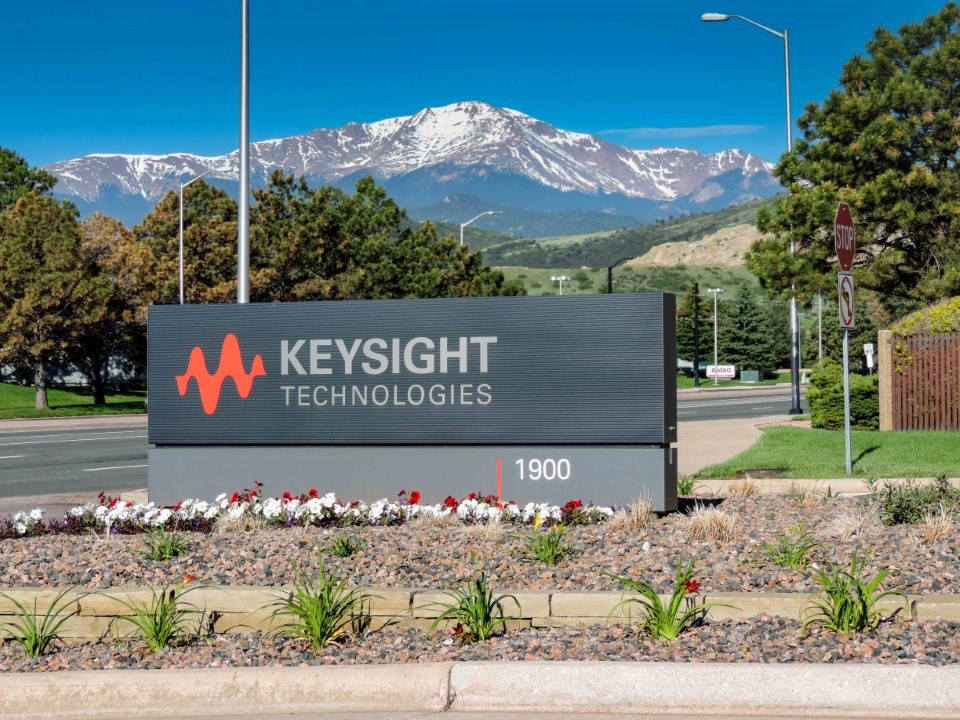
[3,619,959,672]
[1,496,957,594]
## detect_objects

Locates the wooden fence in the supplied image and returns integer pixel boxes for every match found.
[886,332,960,431]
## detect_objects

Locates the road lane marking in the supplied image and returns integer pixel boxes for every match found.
[0,434,146,448]
[0,455,25,459]
[678,399,793,408]
[0,429,145,442]
[82,464,148,473]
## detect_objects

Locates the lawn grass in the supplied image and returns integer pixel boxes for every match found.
[676,371,790,390]
[696,425,960,479]
[0,382,145,419]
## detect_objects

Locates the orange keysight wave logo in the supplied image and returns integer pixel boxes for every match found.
[176,334,266,415]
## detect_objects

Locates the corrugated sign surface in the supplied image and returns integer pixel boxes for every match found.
[148,293,675,445]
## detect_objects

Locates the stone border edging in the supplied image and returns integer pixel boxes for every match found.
[4,662,960,719]
[1,586,958,641]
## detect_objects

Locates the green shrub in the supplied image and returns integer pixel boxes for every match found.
[867,475,960,525]
[807,361,879,430]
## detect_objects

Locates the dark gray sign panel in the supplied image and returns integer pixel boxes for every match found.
[148,294,676,446]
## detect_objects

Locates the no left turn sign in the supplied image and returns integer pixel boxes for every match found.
[838,272,856,329]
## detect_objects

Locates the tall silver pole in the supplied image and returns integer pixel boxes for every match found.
[817,292,823,361]
[178,183,185,305]
[842,328,852,474]
[237,0,250,304]
[460,224,464,248]
[785,29,801,414]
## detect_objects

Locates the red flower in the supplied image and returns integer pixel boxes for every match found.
[282,491,292,501]
[308,488,318,498]
[409,491,421,505]
[229,492,240,504]
[684,579,701,595]
[564,499,583,510]
[398,489,407,497]
[443,496,458,510]
[468,492,477,500]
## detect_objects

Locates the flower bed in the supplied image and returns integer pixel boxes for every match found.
[3,487,611,539]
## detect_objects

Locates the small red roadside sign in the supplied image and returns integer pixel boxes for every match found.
[835,202,856,271]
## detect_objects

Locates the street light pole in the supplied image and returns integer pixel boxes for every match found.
[707,288,724,385]
[179,169,213,305]
[460,211,501,247]
[702,11,802,414]
[606,257,633,294]
[551,275,571,296]
[237,0,250,304]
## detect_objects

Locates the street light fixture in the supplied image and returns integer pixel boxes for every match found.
[606,257,633,294]
[179,168,213,305]
[460,211,502,247]
[551,275,572,296]
[701,11,802,414]
[706,288,724,385]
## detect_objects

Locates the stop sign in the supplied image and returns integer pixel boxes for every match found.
[834,202,856,271]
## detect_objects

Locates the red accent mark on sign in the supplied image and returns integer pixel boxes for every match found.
[176,334,266,415]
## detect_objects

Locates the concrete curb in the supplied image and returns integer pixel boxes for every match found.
[449,661,960,717]
[1,663,453,719]
[0,415,146,432]
[4,661,960,719]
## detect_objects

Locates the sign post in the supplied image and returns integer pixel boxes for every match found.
[835,202,856,476]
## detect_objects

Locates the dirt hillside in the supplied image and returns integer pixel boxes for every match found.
[627,224,763,268]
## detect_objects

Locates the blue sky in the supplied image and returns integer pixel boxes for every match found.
[2,0,949,168]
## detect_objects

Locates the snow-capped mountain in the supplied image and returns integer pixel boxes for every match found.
[45,101,778,228]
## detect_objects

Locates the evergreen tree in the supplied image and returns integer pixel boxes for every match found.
[0,147,57,215]
[748,3,960,314]
[251,173,523,301]
[0,193,109,409]
[67,213,157,404]
[719,286,777,374]
[134,181,239,304]
[675,282,712,363]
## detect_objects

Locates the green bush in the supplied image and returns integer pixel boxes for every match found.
[867,475,960,525]
[807,361,879,430]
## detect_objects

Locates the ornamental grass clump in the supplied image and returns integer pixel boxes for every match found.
[424,572,519,642]
[867,475,960,526]
[802,554,908,634]
[112,575,207,652]
[762,525,822,570]
[330,532,363,558]
[0,588,79,658]
[522,520,570,565]
[605,558,732,640]
[264,560,372,650]
[136,527,191,561]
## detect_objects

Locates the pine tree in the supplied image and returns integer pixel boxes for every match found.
[0,147,57,215]
[675,282,712,363]
[749,3,960,314]
[719,286,777,375]
[67,213,157,404]
[0,193,109,409]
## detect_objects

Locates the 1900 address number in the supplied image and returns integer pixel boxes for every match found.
[514,458,571,481]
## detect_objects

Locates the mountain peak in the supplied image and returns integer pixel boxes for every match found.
[44,101,777,224]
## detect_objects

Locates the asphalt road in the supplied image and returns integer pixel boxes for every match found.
[0,387,803,500]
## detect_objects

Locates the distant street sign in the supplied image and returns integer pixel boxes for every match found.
[835,202,856,271]
[838,272,856,329]
[706,364,736,380]
[863,343,875,356]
